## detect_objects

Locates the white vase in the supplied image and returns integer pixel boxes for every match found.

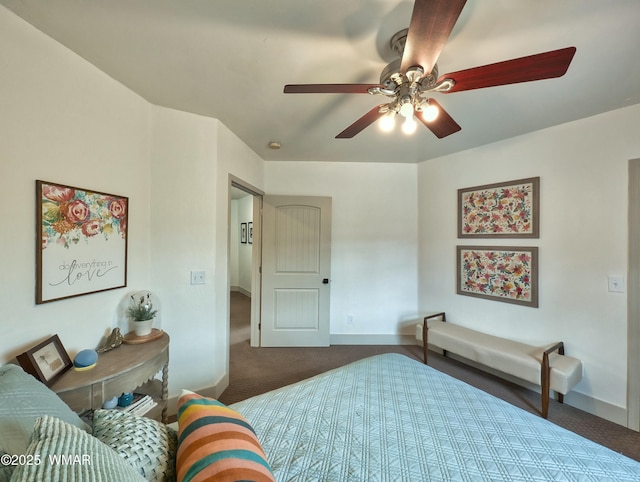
[134,319,154,337]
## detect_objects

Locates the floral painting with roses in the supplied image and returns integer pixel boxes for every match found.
[457,246,538,307]
[40,183,127,249]
[36,181,128,304]
[458,177,539,238]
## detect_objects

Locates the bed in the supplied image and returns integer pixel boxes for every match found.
[226,353,640,481]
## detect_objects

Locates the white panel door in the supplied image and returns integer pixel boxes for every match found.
[261,196,331,346]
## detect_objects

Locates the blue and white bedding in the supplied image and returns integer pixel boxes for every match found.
[231,353,640,481]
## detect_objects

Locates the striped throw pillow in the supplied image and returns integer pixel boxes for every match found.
[176,390,275,482]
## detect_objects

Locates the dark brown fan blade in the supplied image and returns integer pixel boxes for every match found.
[284,84,382,94]
[401,0,467,75]
[336,105,386,138]
[438,47,576,93]
[416,99,461,138]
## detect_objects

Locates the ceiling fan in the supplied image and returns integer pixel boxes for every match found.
[283,0,576,139]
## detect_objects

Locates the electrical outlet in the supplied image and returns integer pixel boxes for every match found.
[608,275,625,293]
[346,314,354,325]
[190,270,206,285]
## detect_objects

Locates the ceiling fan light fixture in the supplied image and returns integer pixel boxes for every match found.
[379,111,395,132]
[399,101,414,119]
[401,116,417,135]
[421,102,439,122]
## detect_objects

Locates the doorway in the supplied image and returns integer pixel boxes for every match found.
[627,158,640,430]
[229,176,263,349]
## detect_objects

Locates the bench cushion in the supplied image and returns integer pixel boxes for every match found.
[425,321,582,394]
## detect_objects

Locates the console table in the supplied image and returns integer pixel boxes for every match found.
[51,332,169,423]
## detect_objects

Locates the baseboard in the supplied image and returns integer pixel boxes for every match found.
[564,389,628,427]
[330,334,416,345]
[167,372,229,418]
[230,286,251,297]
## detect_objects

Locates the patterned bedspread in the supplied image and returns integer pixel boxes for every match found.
[231,353,640,481]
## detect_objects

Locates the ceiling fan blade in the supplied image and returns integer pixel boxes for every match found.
[284,84,382,94]
[417,99,461,138]
[401,0,467,75]
[336,105,386,138]
[438,47,577,93]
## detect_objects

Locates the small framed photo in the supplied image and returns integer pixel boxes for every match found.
[240,222,247,244]
[248,222,253,244]
[16,335,72,386]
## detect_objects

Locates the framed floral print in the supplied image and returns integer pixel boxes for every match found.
[36,180,128,304]
[457,245,538,307]
[458,177,539,238]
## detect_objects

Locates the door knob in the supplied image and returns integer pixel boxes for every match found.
[322,278,330,284]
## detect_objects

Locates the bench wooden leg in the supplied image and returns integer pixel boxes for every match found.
[422,320,428,364]
[540,342,564,418]
[422,312,446,365]
[541,351,550,418]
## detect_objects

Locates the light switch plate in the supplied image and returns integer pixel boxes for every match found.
[608,275,625,293]
[190,270,206,285]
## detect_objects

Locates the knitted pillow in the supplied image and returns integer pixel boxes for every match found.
[0,451,12,482]
[176,390,275,482]
[0,364,90,456]
[92,409,177,482]
[9,415,146,482]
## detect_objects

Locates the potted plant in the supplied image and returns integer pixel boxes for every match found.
[127,292,158,336]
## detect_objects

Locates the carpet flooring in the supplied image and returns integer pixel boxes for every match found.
[221,292,640,462]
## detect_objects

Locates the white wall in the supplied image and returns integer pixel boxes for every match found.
[0,7,152,361]
[147,109,264,397]
[230,201,240,287]
[230,196,254,294]
[212,123,264,386]
[418,104,640,422]
[265,161,419,342]
[0,7,265,403]
[148,107,220,396]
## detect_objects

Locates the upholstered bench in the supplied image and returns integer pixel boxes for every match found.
[418,313,583,418]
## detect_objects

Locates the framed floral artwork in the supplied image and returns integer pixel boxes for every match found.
[458,177,539,238]
[16,335,72,386]
[457,246,538,307]
[36,180,128,304]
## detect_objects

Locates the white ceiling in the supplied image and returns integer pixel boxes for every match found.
[3,0,640,164]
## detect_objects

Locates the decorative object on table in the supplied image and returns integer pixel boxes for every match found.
[96,328,124,353]
[126,291,158,337]
[16,335,72,386]
[456,245,538,307]
[115,393,157,417]
[118,392,134,407]
[102,396,119,410]
[73,349,98,371]
[35,180,128,304]
[458,177,539,238]
[123,328,165,345]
